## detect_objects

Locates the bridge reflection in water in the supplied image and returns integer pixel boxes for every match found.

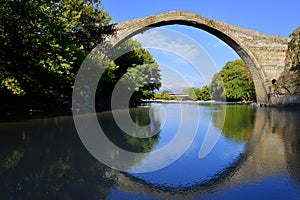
[0,105,300,199]
[106,106,300,200]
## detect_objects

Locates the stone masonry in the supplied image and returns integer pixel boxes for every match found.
[103,10,290,104]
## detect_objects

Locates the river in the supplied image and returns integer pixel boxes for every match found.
[0,103,300,199]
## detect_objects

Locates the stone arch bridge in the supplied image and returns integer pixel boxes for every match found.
[101,10,289,104]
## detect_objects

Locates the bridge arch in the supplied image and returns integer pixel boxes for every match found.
[103,10,289,104]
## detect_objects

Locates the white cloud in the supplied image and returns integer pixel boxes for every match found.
[133,28,219,84]
[134,28,203,60]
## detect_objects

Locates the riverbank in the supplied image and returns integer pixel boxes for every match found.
[141,99,253,105]
[142,99,300,109]
[2,98,299,122]
[0,97,72,121]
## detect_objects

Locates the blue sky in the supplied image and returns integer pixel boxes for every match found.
[101,0,300,92]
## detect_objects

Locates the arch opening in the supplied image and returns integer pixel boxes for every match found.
[110,17,268,103]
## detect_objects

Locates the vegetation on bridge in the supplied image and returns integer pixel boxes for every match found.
[272,27,300,97]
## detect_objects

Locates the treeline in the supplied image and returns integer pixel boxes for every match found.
[154,59,256,102]
[0,0,161,114]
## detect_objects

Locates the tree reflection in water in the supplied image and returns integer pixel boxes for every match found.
[212,104,255,143]
[0,108,161,200]
[0,104,300,199]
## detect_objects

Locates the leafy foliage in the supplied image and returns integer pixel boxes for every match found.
[153,90,176,100]
[184,86,211,101]
[210,72,226,101]
[0,0,111,100]
[273,27,300,95]
[0,1,161,112]
[151,59,254,103]
[210,59,256,101]
[0,0,112,109]
[97,39,161,108]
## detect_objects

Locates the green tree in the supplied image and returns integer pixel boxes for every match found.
[0,0,112,110]
[198,85,212,101]
[97,39,161,108]
[210,59,256,102]
[161,90,174,100]
[185,87,201,101]
[152,90,175,100]
[210,72,226,101]
[114,40,161,100]
[184,86,211,101]
[1,1,160,112]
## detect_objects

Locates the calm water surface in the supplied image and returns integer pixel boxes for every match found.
[0,103,300,199]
